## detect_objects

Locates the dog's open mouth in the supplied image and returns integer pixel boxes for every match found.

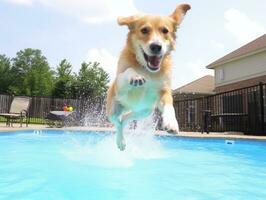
[143,51,162,72]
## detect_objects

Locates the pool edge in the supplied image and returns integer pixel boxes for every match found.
[0,125,266,141]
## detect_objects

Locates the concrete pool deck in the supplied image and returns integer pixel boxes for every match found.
[0,123,266,141]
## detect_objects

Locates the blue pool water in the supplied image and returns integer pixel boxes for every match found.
[0,130,266,200]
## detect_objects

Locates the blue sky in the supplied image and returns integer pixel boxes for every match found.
[0,0,265,89]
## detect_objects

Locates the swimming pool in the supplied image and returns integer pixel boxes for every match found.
[0,130,266,200]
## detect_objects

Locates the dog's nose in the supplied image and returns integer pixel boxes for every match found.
[150,43,162,54]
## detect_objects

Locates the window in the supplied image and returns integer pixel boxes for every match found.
[218,68,224,80]
[187,101,196,123]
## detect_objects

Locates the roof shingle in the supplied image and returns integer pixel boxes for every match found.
[173,75,214,94]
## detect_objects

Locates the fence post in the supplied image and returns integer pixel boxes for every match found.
[259,82,265,133]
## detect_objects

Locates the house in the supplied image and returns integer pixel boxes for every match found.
[205,34,266,133]
[173,75,215,101]
[172,75,214,131]
[206,34,266,93]
[173,34,266,133]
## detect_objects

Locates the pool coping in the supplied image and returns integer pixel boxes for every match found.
[1,123,266,141]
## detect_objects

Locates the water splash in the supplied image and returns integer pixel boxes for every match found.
[62,116,168,168]
[80,97,108,127]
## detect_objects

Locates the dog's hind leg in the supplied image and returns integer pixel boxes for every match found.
[108,101,132,151]
[115,122,126,151]
[115,111,134,151]
[113,111,134,151]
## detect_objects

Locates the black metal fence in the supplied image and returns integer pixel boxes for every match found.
[1,83,265,134]
[174,83,266,135]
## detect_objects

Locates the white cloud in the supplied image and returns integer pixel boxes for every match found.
[2,0,33,5]
[224,8,265,44]
[86,48,118,83]
[186,59,213,78]
[3,0,139,24]
[210,40,224,49]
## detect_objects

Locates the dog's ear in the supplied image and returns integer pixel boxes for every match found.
[117,15,141,30]
[170,4,191,26]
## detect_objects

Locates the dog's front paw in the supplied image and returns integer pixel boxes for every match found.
[162,105,179,134]
[116,135,126,151]
[129,76,146,87]
[162,118,179,134]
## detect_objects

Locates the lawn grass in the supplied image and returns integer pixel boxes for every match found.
[0,116,45,125]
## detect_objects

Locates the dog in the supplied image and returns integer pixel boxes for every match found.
[106,4,191,151]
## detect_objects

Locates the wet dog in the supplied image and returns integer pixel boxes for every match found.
[107,4,191,150]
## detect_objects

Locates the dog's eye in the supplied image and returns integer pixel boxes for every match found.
[162,27,169,34]
[141,27,149,34]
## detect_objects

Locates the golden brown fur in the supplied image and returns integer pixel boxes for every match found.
[106,4,191,150]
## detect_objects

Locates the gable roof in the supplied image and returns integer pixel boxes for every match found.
[173,75,214,94]
[206,34,266,69]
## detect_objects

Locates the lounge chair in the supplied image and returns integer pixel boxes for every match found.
[0,96,31,127]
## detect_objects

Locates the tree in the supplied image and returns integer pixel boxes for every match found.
[0,54,13,94]
[74,62,109,98]
[52,59,74,98]
[11,48,54,96]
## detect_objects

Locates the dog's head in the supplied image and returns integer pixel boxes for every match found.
[118,4,190,73]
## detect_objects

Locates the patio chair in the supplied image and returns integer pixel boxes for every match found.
[0,96,31,127]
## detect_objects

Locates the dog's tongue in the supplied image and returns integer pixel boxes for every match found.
[148,55,160,68]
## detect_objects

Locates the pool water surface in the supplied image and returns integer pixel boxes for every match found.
[0,130,266,200]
